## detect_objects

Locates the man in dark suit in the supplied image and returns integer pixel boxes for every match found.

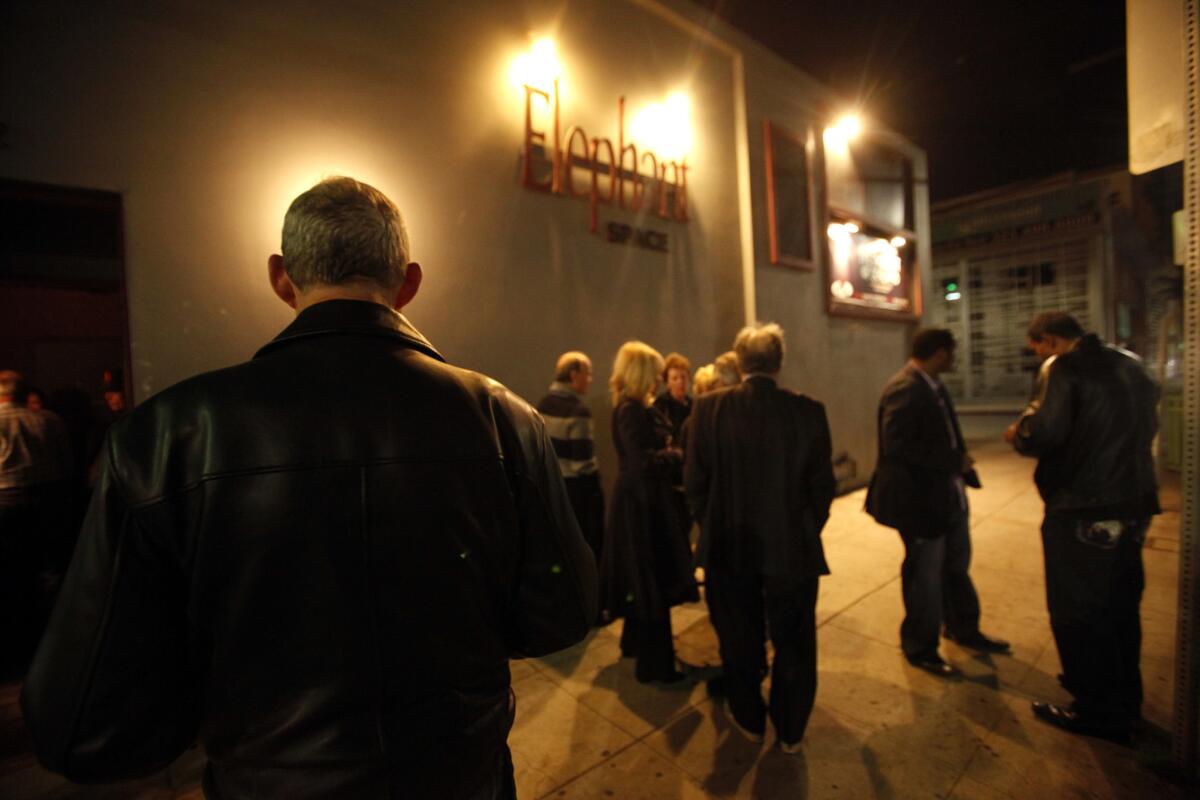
[866,328,1009,677]
[686,322,835,753]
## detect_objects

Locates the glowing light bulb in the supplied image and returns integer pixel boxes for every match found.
[630,91,692,161]
[510,37,562,94]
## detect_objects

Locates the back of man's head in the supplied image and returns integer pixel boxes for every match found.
[911,328,956,361]
[734,322,785,375]
[555,351,591,382]
[282,176,411,290]
[1027,311,1084,343]
[0,370,24,402]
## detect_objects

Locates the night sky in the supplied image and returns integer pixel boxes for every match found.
[697,0,1129,202]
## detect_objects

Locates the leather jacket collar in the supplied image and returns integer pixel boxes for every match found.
[253,299,445,362]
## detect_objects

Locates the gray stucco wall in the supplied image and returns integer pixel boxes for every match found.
[2,0,926,494]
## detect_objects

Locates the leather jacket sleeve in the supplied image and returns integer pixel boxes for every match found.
[20,434,200,782]
[489,384,598,658]
[1013,360,1072,457]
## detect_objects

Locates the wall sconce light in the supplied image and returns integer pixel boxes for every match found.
[510,37,562,95]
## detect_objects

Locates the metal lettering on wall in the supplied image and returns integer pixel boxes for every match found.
[520,78,688,245]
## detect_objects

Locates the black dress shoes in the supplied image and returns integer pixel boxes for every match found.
[906,653,961,678]
[945,630,1011,654]
[1031,701,1132,746]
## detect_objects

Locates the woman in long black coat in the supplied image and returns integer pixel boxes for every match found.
[601,341,698,684]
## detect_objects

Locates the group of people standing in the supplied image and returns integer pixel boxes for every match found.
[866,314,1157,746]
[15,177,1159,800]
[0,369,126,677]
[538,325,836,750]
[539,310,1160,753]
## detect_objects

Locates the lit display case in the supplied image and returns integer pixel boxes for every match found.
[823,131,920,321]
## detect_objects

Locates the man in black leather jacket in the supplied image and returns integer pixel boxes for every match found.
[1009,311,1158,745]
[20,176,598,798]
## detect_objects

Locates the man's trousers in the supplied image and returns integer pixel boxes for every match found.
[898,512,980,659]
[564,474,605,567]
[1041,513,1147,721]
[705,569,820,744]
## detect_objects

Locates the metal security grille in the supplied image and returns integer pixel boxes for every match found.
[930,238,1092,403]
[1176,0,1200,778]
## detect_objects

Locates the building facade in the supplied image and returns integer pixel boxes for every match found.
[1,0,933,491]
[928,167,1181,409]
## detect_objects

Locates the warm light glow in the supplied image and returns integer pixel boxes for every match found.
[630,91,692,162]
[510,37,562,94]
[823,113,863,150]
[835,114,862,139]
[827,222,855,279]
[890,236,907,248]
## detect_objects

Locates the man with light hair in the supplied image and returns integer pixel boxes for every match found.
[686,322,835,752]
[22,176,597,799]
[537,351,604,572]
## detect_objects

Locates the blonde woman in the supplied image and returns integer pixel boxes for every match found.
[691,364,718,397]
[603,342,698,684]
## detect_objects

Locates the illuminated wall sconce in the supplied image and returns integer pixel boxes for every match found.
[510,37,562,95]
[823,112,863,150]
[630,92,692,163]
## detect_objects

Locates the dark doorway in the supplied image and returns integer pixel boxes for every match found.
[0,179,130,416]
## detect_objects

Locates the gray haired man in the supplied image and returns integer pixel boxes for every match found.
[537,352,604,571]
[22,177,597,799]
[685,323,835,752]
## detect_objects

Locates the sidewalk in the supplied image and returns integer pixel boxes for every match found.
[0,441,1186,798]
[506,439,1185,799]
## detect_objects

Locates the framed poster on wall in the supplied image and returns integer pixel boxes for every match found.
[764,120,815,269]
[823,134,921,321]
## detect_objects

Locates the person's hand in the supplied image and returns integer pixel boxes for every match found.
[1003,422,1018,444]
[961,452,975,474]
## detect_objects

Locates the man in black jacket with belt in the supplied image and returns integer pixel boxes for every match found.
[686,322,834,753]
[866,328,1009,678]
[21,176,598,799]
[1008,312,1158,744]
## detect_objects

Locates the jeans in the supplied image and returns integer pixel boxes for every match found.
[1041,513,1147,721]
[898,512,980,658]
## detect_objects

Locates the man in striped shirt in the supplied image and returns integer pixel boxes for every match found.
[537,352,604,570]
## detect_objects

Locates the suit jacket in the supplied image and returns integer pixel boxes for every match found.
[685,376,834,578]
[865,365,979,534]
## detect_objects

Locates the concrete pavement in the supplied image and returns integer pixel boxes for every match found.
[0,439,1186,798]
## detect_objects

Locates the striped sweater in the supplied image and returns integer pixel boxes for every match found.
[536,382,599,478]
